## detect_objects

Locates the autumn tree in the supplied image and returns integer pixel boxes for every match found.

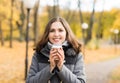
[9,0,14,48]
[0,0,10,46]
[85,0,96,44]
[96,0,105,39]
[16,0,25,41]
[33,0,40,46]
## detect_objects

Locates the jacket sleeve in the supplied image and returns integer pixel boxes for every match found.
[57,53,86,83]
[26,52,55,83]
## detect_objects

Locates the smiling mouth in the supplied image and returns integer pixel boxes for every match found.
[53,38,61,42]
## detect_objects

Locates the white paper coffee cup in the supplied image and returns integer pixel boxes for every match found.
[52,44,62,49]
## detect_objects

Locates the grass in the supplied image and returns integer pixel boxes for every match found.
[0,41,34,83]
[0,41,120,83]
[84,45,120,64]
[108,66,120,83]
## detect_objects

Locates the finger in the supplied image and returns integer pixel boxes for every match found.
[50,49,57,53]
[51,48,54,51]
[50,54,59,60]
[57,48,64,53]
[58,48,63,51]
[54,56,59,60]
[56,52,62,58]
[50,49,58,54]
[50,54,57,59]
[56,53,62,60]
[57,50,64,59]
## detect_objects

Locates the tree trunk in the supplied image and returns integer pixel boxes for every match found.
[96,0,105,39]
[96,11,104,39]
[10,0,14,48]
[78,0,85,43]
[15,1,25,42]
[33,0,40,46]
[0,21,4,46]
[53,0,59,17]
[86,0,96,44]
[65,1,75,23]
[47,6,53,20]
[78,0,84,24]
[20,1,25,41]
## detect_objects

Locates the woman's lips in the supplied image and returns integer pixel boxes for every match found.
[53,38,60,42]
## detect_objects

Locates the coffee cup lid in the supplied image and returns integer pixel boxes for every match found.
[52,44,62,48]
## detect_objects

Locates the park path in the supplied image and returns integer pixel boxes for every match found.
[85,57,120,83]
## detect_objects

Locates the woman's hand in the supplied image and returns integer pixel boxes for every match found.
[49,48,59,72]
[56,48,65,70]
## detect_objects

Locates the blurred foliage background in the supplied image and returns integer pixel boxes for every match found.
[0,0,120,83]
[0,0,120,48]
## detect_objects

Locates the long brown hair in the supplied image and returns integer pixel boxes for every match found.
[36,17,82,54]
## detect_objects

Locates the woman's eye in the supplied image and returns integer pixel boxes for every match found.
[59,29,63,32]
[49,28,64,32]
[49,29,55,32]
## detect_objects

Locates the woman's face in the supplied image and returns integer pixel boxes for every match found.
[48,21,66,45]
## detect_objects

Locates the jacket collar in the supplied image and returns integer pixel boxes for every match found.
[40,44,50,58]
[40,41,77,58]
[47,41,69,49]
[40,41,69,58]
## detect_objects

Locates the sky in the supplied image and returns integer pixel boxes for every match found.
[39,0,120,12]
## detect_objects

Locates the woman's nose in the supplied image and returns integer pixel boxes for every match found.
[54,31,59,36]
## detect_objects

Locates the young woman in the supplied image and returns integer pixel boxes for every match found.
[26,17,86,83]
